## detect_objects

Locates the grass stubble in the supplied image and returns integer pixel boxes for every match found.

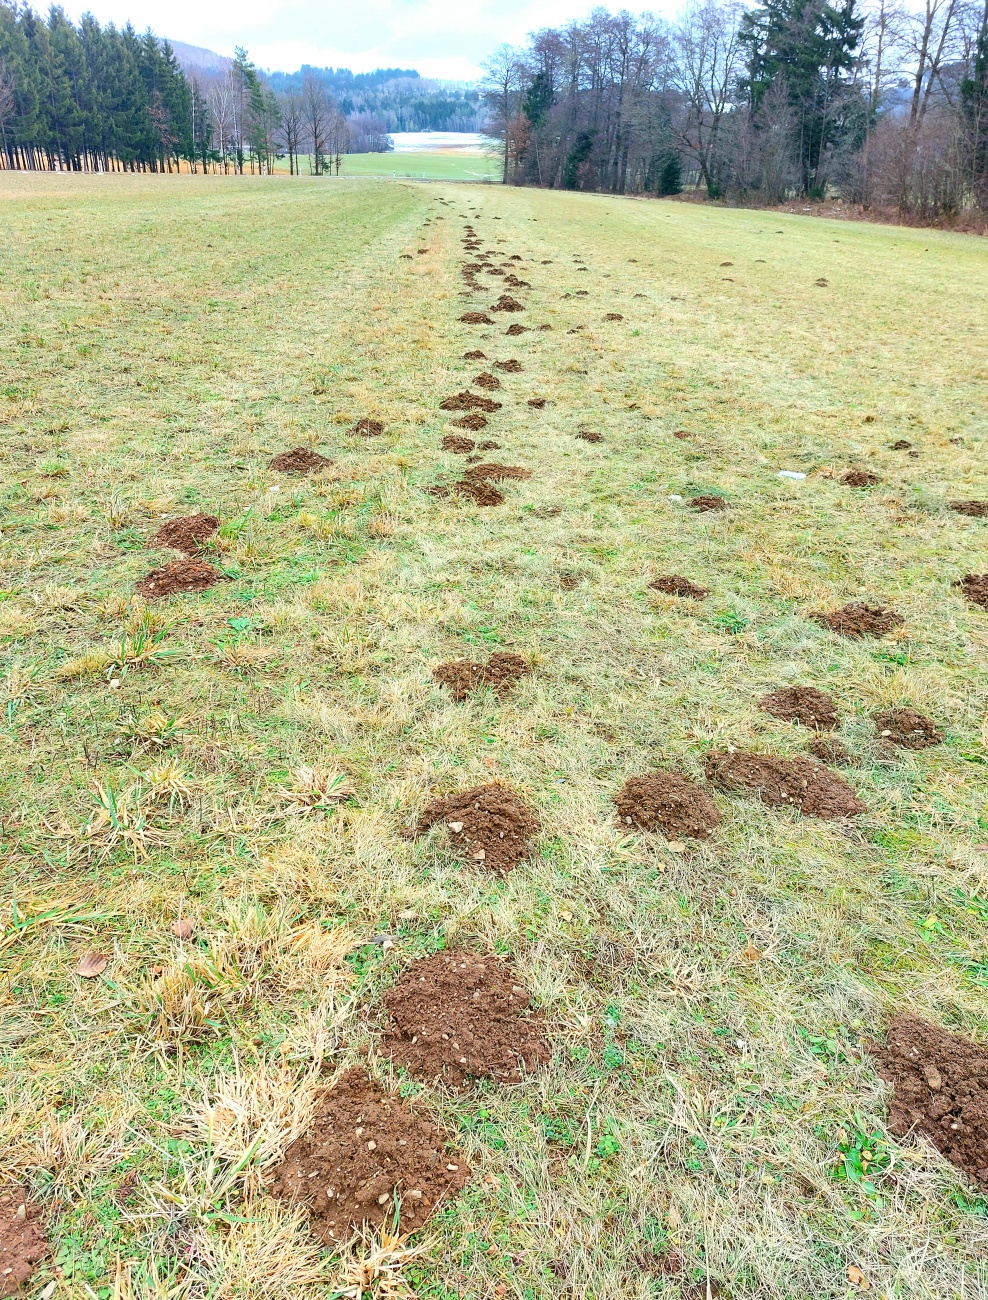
[0,171,987,1298]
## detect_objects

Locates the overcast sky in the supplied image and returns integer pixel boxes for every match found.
[61,0,671,81]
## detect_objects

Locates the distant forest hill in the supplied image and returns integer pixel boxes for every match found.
[262,65,483,133]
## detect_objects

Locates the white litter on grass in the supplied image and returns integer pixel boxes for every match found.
[777,471,806,480]
[668,494,683,501]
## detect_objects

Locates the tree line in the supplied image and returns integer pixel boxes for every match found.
[264,65,484,132]
[483,0,988,220]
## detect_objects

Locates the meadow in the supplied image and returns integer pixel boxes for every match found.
[1,170,988,1299]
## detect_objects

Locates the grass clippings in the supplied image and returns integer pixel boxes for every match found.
[705,751,866,818]
[614,772,722,840]
[807,736,852,765]
[416,782,537,873]
[382,950,549,1086]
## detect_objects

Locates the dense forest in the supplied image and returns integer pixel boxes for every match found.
[484,0,988,220]
[264,65,483,132]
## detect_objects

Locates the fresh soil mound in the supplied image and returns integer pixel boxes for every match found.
[268,1068,469,1243]
[705,751,865,819]
[811,602,904,637]
[150,513,218,555]
[494,359,522,372]
[842,470,880,487]
[0,1189,47,1298]
[603,312,624,321]
[442,435,475,454]
[479,440,501,450]
[615,772,721,840]
[649,574,709,600]
[758,686,839,730]
[270,447,331,474]
[873,708,943,749]
[425,480,506,507]
[807,736,851,766]
[870,1015,988,1188]
[532,504,561,518]
[453,413,487,431]
[464,462,531,482]
[491,295,524,312]
[382,951,549,1086]
[433,651,529,701]
[136,558,226,600]
[949,500,988,518]
[690,495,728,512]
[577,430,603,443]
[956,574,988,608]
[673,430,692,440]
[473,372,501,389]
[417,782,537,874]
[504,275,531,288]
[353,418,384,437]
[460,312,493,324]
[439,391,502,413]
[506,323,529,336]
[891,440,913,450]
[528,398,547,409]
[463,350,486,360]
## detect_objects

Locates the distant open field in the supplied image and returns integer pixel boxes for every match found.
[2,171,988,1299]
[271,148,500,182]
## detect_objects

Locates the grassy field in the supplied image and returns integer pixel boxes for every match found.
[1,170,988,1300]
[271,152,501,181]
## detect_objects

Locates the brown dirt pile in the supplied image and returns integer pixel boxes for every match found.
[807,737,851,765]
[442,435,475,454]
[453,412,487,430]
[615,772,721,840]
[528,398,547,409]
[603,312,624,321]
[136,558,226,600]
[811,602,904,637]
[426,480,505,507]
[463,349,486,360]
[433,651,529,701]
[464,462,531,482]
[690,495,728,512]
[417,782,537,874]
[577,430,603,443]
[479,440,500,450]
[0,1190,47,1298]
[494,359,522,372]
[492,295,524,312]
[150,513,218,555]
[269,447,331,474]
[949,500,988,518]
[871,1015,988,1188]
[873,708,943,749]
[268,1068,469,1243]
[439,391,502,413]
[842,470,880,487]
[460,312,493,324]
[353,418,384,437]
[473,372,501,389]
[705,751,865,818]
[649,574,709,599]
[382,951,549,1086]
[758,686,839,730]
[891,439,913,450]
[956,574,988,607]
[506,323,529,336]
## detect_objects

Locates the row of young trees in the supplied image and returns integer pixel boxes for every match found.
[483,0,988,218]
[0,2,385,173]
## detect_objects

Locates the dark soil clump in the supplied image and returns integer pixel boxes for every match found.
[136,558,226,600]
[690,495,728,512]
[891,440,913,450]
[150,513,218,555]
[956,574,988,608]
[440,391,502,413]
[873,708,943,749]
[426,480,505,507]
[473,372,501,389]
[382,950,549,1086]
[0,1189,47,1298]
[433,651,530,701]
[465,462,531,482]
[417,782,537,874]
[442,435,475,454]
[506,323,529,335]
[494,359,522,372]
[453,412,488,431]
[268,1068,470,1243]
[353,418,384,437]
[463,350,486,360]
[270,447,331,474]
[603,312,624,321]
[758,686,839,730]
[807,737,851,765]
[649,574,709,600]
[949,501,988,518]
[811,602,904,637]
[615,772,721,840]
[842,470,880,487]
[528,398,547,409]
[479,440,500,450]
[460,312,493,324]
[870,1015,988,1188]
[705,750,865,818]
[491,295,524,312]
[577,430,603,443]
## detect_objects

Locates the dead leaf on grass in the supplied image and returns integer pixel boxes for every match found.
[75,951,108,978]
